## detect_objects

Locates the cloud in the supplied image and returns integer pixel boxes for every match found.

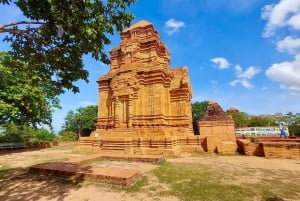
[276,36,300,54]
[261,1,300,94]
[262,0,300,37]
[235,65,260,79]
[209,57,259,89]
[210,57,230,69]
[165,19,185,35]
[287,13,300,29]
[229,65,260,89]
[265,54,300,93]
[230,79,253,89]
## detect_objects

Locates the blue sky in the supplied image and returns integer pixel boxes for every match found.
[1,0,300,133]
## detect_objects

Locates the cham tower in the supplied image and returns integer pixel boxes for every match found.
[198,100,237,154]
[81,20,197,154]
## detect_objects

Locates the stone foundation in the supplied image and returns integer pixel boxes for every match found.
[30,162,141,187]
[78,136,207,155]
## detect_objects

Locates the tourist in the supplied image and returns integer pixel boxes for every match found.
[279,122,288,139]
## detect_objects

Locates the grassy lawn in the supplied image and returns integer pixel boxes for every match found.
[149,162,299,201]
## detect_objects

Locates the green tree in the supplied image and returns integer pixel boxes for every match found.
[0,1,136,128]
[0,122,55,143]
[248,115,277,127]
[32,128,56,142]
[62,105,97,139]
[0,0,136,94]
[0,52,59,127]
[0,123,25,142]
[227,111,249,127]
[192,101,209,135]
[288,116,300,137]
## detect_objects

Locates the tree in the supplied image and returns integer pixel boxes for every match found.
[0,0,136,94]
[32,128,56,142]
[192,101,209,134]
[227,111,249,127]
[0,1,135,128]
[0,52,59,127]
[0,122,56,143]
[62,105,97,139]
[248,115,278,127]
[288,116,300,137]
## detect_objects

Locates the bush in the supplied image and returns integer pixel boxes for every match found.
[58,130,77,141]
[0,123,56,143]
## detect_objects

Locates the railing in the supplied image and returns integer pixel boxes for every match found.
[235,126,289,136]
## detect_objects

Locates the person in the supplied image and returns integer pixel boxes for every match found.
[279,122,288,139]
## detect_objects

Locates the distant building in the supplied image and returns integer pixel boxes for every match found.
[227,107,239,113]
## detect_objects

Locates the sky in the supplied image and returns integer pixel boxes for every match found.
[1,0,300,133]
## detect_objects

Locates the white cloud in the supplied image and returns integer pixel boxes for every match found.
[235,65,260,79]
[229,65,259,89]
[230,79,253,89]
[287,13,300,29]
[165,19,185,35]
[265,54,300,93]
[277,36,300,54]
[262,0,300,37]
[210,57,230,69]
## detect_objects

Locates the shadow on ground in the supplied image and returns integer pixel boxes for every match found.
[0,167,85,201]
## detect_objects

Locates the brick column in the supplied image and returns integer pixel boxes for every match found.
[114,97,120,128]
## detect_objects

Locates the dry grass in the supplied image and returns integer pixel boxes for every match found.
[0,145,300,201]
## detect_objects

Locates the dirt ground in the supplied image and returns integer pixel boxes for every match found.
[0,145,299,201]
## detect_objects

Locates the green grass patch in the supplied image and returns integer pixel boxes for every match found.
[126,176,149,192]
[151,162,300,201]
[0,164,12,181]
[152,162,292,201]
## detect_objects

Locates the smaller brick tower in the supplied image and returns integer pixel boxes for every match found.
[199,100,237,154]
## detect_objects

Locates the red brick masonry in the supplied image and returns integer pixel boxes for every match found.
[29,152,165,187]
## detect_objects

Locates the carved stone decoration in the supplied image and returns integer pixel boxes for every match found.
[93,20,193,138]
[78,21,239,155]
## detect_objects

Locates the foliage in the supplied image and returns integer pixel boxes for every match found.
[0,123,25,142]
[227,111,250,127]
[0,0,136,94]
[192,101,209,134]
[62,105,98,139]
[58,130,77,141]
[0,51,59,127]
[0,123,56,143]
[288,116,300,136]
[31,128,56,142]
[248,115,278,127]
